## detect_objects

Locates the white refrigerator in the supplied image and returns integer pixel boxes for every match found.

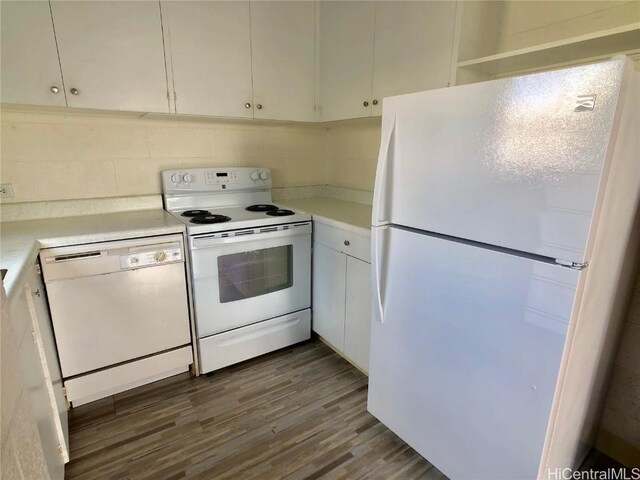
[368,57,639,479]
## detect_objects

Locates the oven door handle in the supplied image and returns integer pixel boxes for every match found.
[191,224,312,250]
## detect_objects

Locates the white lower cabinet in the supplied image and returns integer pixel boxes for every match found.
[344,256,372,373]
[8,263,69,480]
[312,222,372,373]
[312,242,347,351]
[24,264,69,463]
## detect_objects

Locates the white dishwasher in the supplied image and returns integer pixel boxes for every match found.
[40,234,193,406]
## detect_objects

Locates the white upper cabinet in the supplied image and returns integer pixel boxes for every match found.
[371,1,456,116]
[161,1,253,118]
[250,1,316,122]
[319,1,457,121]
[0,1,66,107]
[50,0,170,113]
[1,1,456,120]
[319,2,375,122]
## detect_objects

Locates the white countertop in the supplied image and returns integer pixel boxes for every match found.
[1,198,371,299]
[278,198,372,236]
[1,209,185,299]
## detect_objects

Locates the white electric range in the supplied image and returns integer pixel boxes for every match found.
[162,167,311,374]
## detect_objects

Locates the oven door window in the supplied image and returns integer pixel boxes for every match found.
[217,245,293,303]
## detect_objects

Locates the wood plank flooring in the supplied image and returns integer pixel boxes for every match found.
[65,339,447,480]
[64,339,620,480]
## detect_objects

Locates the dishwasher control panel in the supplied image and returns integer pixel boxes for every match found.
[120,247,182,269]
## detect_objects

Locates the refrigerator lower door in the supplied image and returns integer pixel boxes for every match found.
[368,226,580,479]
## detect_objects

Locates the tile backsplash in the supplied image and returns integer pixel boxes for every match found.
[0,108,335,203]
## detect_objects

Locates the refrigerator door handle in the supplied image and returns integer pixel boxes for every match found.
[372,225,388,323]
[372,114,397,227]
[555,259,589,270]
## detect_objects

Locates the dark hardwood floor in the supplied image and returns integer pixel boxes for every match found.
[65,339,446,480]
[65,339,623,480]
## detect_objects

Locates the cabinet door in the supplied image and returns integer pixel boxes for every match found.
[50,0,169,113]
[11,286,65,479]
[250,1,316,121]
[312,242,346,351]
[25,264,69,463]
[162,1,253,117]
[319,1,375,121]
[344,256,372,373]
[372,1,456,116]
[0,1,66,107]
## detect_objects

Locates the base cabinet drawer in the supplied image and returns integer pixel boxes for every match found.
[314,222,371,263]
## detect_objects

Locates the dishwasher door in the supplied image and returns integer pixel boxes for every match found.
[41,235,191,378]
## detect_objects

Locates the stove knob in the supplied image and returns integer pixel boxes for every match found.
[182,173,193,183]
[154,251,167,262]
[259,170,269,180]
[250,170,260,181]
[170,173,181,184]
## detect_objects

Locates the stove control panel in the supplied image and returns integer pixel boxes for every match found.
[205,170,239,185]
[162,167,272,193]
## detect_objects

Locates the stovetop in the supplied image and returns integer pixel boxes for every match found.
[162,168,311,235]
[168,204,311,235]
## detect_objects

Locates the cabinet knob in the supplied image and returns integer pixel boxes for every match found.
[344,240,350,246]
[33,289,41,297]
[70,88,80,96]
[50,86,60,94]
[245,103,251,109]
[256,104,263,110]
[372,99,378,106]
[363,101,369,107]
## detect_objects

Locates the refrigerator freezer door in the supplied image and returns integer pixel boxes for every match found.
[376,59,627,264]
[368,227,580,479]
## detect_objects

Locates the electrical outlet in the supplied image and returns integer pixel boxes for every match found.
[0,183,15,198]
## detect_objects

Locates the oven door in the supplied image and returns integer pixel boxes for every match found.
[190,223,311,337]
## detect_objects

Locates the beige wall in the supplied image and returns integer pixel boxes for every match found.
[498,1,639,52]
[0,108,383,204]
[325,118,381,192]
[600,272,640,457]
[459,1,639,62]
[0,108,327,203]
